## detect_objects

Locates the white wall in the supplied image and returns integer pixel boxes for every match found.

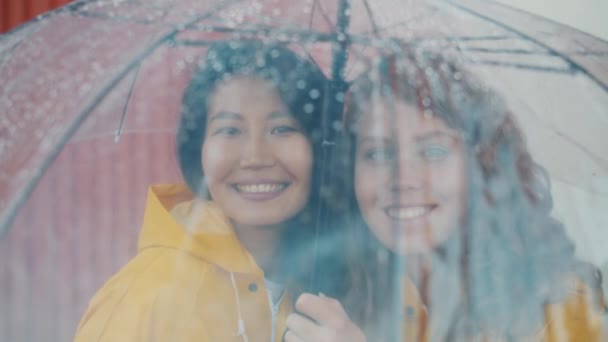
[494,0,608,41]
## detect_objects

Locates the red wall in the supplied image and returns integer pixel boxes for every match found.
[1,0,73,33]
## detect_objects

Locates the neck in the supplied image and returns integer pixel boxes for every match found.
[233,222,283,280]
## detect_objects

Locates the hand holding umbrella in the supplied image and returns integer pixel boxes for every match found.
[285,293,366,342]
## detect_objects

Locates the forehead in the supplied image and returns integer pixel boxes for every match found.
[356,98,452,136]
[211,75,278,100]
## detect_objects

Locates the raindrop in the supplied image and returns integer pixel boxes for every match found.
[332,120,343,131]
[78,83,92,95]
[344,8,352,17]
[255,56,266,67]
[337,33,346,42]
[422,97,431,107]
[304,103,315,114]
[335,92,345,103]
[270,49,280,59]
[309,89,320,99]
[212,62,224,72]
[423,109,433,118]
[454,72,462,81]
[176,60,186,70]
[296,80,307,90]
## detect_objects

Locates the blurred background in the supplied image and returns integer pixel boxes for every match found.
[3,0,607,39]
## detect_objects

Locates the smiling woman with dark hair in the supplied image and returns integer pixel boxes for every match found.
[73,40,352,342]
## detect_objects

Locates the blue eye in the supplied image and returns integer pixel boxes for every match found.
[364,148,395,162]
[271,125,298,135]
[420,145,449,161]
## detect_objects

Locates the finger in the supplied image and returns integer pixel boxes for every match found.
[285,312,331,341]
[295,293,349,327]
[283,329,305,342]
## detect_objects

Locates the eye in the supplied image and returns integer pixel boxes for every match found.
[213,127,241,136]
[420,144,449,161]
[363,147,396,163]
[271,125,299,135]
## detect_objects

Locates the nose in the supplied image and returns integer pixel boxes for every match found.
[390,154,428,193]
[240,135,275,169]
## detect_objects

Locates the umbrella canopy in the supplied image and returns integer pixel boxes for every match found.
[1,0,607,340]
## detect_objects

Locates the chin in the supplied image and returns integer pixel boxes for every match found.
[234,214,291,228]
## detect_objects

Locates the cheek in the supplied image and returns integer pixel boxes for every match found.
[201,140,231,184]
[354,163,382,213]
[278,137,313,182]
[430,157,468,219]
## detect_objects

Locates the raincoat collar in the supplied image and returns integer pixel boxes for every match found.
[137,183,264,276]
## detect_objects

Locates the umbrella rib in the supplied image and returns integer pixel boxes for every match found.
[411,34,517,43]
[358,7,441,36]
[70,8,165,26]
[552,129,608,176]
[361,0,380,37]
[442,0,608,92]
[462,59,572,73]
[314,0,338,32]
[0,0,246,236]
[114,62,142,143]
[456,47,554,56]
[308,0,318,30]
[174,25,336,44]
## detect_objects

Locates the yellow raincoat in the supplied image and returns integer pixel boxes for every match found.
[74,184,292,342]
[400,277,605,341]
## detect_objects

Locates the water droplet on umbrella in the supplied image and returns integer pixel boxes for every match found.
[422,97,431,107]
[332,120,343,131]
[335,92,345,103]
[304,103,315,114]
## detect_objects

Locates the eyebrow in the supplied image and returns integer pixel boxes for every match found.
[208,111,242,122]
[415,130,461,142]
[357,130,460,144]
[267,111,291,120]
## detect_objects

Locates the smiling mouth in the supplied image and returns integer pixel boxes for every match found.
[233,183,287,194]
[385,205,437,220]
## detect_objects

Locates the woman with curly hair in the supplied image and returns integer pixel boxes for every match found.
[309,48,607,341]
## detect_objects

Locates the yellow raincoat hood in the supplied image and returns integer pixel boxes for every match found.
[74,184,291,342]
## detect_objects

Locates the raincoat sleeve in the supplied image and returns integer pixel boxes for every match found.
[73,251,212,342]
[542,280,606,341]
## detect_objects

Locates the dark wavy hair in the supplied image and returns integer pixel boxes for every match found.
[338,46,605,339]
[177,40,326,197]
[176,39,352,296]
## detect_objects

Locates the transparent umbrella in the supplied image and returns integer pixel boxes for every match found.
[1,0,607,341]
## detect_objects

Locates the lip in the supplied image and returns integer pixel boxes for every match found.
[231,181,289,201]
[383,204,437,222]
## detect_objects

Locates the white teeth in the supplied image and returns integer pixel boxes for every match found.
[236,184,285,193]
[386,206,431,220]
